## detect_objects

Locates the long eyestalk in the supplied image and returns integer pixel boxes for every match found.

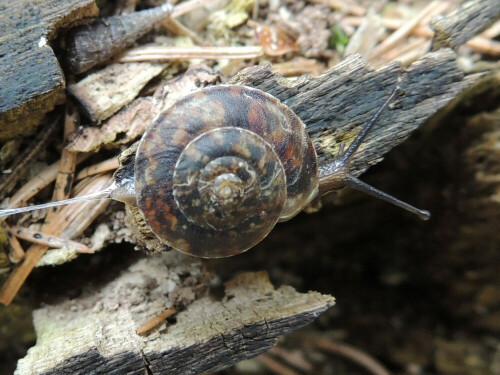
[345,175,430,220]
[318,85,430,220]
[0,188,113,218]
[339,86,402,164]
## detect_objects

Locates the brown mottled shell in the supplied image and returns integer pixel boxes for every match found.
[134,85,318,258]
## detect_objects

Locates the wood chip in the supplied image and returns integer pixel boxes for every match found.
[15,260,334,374]
[431,0,500,50]
[68,62,168,123]
[137,308,177,335]
[66,65,221,152]
[10,225,92,253]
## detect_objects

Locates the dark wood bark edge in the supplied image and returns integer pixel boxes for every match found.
[0,0,98,141]
[15,253,334,374]
[431,0,500,50]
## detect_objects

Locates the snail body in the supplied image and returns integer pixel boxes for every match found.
[0,84,430,258]
[113,85,318,257]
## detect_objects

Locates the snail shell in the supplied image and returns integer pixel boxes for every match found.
[132,85,318,258]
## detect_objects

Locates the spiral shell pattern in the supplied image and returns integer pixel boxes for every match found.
[135,85,318,257]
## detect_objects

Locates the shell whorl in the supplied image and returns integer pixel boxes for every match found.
[134,85,318,257]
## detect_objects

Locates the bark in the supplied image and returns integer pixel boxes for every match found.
[231,49,479,176]
[431,0,500,50]
[0,0,98,141]
[15,253,334,374]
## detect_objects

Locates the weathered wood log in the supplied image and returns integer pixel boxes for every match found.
[230,48,479,176]
[431,0,500,50]
[15,253,334,374]
[0,0,98,141]
[12,50,483,374]
[67,49,479,179]
[2,49,479,288]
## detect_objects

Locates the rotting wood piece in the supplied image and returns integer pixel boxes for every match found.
[66,64,222,152]
[66,0,214,74]
[230,49,480,176]
[431,0,500,50]
[0,0,98,141]
[0,51,481,305]
[66,4,173,74]
[68,62,168,123]
[15,253,335,375]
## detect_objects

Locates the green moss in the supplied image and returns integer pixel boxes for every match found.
[329,25,349,54]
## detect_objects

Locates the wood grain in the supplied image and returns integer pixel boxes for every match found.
[431,0,500,50]
[0,0,98,141]
[15,254,334,374]
[68,62,168,123]
[231,49,478,176]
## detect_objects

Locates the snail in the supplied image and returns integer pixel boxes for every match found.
[0,85,430,258]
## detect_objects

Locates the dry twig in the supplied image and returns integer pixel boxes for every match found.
[383,39,432,66]
[60,196,110,241]
[170,0,216,18]
[117,46,263,63]
[0,174,112,305]
[10,225,92,253]
[5,154,89,210]
[467,37,500,56]
[268,346,314,373]
[162,17,205,45]
[482,20,500,38]
[257,353,301,375]
[75,157,120,181]
[302,335,392,375]
[271,58,324,76]
[136,308,177,335]
[310,0,365,17]
[382,37,428,61]
[369,1,443,60]
[44,104,78,219]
